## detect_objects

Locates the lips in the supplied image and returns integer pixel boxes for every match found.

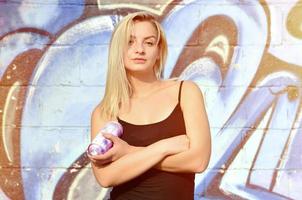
[132,58,147,63]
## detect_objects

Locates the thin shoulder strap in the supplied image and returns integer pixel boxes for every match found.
[178,80,184,103]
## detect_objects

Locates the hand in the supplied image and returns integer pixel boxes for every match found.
[156,135,190,156]
[88,133,131,166]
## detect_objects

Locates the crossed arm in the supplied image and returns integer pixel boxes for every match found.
[89,81,211,187]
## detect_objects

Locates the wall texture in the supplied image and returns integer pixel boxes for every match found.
[0,0,301,199]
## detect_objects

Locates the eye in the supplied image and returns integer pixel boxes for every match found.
[128,40,134,45]
[145,41,155,46]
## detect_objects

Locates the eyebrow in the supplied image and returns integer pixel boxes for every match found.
[130,35,157,40]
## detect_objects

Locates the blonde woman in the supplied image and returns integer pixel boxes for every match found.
[89,11,211,200]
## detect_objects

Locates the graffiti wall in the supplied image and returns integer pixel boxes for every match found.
[0,0,301,199]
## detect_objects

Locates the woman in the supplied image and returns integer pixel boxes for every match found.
[89,11,211,200]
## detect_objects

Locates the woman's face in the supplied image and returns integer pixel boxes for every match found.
[123,20,160,76]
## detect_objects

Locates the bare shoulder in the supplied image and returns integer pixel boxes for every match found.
[91,103,102,121]
[180,80,204,106]
[161,79,203,101]
[90,103,110,139]
[182,80,202,95]
[91,103,112,124]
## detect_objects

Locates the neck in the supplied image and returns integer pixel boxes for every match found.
[127,72,162,98]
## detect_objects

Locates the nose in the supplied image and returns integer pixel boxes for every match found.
[134,42,145,54]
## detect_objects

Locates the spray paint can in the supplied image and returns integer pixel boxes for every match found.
[87,121,123,156]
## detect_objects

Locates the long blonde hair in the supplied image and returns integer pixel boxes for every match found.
[99,11,168,119]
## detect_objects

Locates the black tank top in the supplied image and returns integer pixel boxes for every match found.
[110,80,194,200]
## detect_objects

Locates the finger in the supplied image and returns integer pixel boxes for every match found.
[87,151,105,158]
[92,159,111,167]
[91,154,109,160]
[91,149,114,160]
[96,159,111,165]
[102,133,118,142]
[94,158,113,166]
[86,152,96,161]
[89,158,98,164]
[88,156,101,164]
[89,154,112,163]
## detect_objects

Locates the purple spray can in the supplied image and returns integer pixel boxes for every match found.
[87,121,123,156]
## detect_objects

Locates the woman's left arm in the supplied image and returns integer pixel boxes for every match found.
[153,80,211,173]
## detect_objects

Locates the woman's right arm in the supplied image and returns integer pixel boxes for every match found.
[90,106,188,188]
